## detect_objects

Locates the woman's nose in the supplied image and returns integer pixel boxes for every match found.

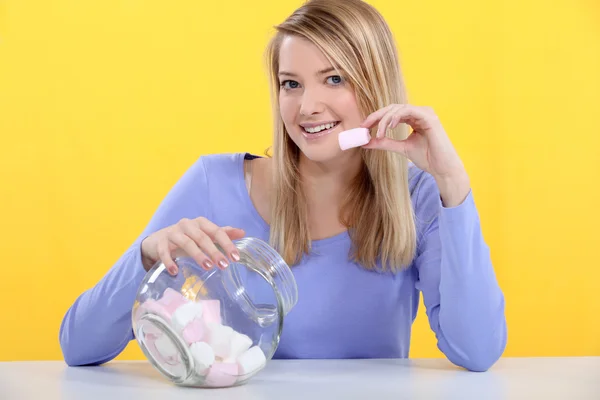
[299,89,325,116]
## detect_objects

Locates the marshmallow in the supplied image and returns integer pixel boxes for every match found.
[137,293,267,387]
[201,299,222,325]
[204,362,239,387]
[228,332,253,361]
[338,127,371,150]
[144,333,167,364]
[205,323,235,359]
[160,288,186,305]
[138,299,172,321]
[161,289,189,315]
[141,321,162,336]
[172,301,203,331]
[155,334,178,360]
[204,322,252,361]
[190,341,215,374]
[182,318,205,345]
[237,346,266,375]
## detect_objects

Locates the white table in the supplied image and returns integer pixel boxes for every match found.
[0,358,598,399]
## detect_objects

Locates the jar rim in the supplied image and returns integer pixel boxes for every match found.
[228,237,298,316]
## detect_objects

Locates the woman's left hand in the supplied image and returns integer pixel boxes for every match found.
[360,104,471,206]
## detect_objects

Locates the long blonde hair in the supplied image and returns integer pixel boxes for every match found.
[265,0,416,273]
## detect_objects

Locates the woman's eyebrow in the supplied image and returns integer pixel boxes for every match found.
[278,67,337,77]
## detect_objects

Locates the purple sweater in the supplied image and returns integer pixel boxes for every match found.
[59,152,507,372]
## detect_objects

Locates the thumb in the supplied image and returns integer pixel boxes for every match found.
[362,137,410,158]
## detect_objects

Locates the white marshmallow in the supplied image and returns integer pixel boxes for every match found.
[190,341,215,374]
[206,323,235,359]
[171,301,203,331]
[237,346,266,375]
[155,335,178,359]
[142,322,162,336]
[228,332,253,361]
[204,323,252,361]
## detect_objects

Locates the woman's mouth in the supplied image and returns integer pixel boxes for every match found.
[300,121,340,140]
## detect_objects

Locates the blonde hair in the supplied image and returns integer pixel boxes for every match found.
[264,0,416,273]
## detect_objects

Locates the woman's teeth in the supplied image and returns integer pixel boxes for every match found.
[303,122,338,134]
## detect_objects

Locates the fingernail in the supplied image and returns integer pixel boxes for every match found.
[203,260,213,270]
[170,265,178,275]
[231,252,240,262]
[219,260,229,269]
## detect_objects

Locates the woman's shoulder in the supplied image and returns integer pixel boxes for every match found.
[178,152,247,195]
[198,151,245,170]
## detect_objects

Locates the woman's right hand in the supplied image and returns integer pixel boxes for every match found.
[140,217,246,275]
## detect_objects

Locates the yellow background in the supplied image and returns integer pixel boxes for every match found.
[1,0,599,361]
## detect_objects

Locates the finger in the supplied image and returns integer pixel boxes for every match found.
[169,230,215,270]
[195,224,236,268]
[213,226,243,263]
[362,137,410,158]
[390,106,436,132]
[180,218,224,267]
[193,217,225,240]
[156,236,178,275]
[360,104,395,129]
[376,110,396,138]
[219,226,247,257]
[195,218,245,263]
[388,113,406,130]
[222,226,246,240]
[193,226,231,269]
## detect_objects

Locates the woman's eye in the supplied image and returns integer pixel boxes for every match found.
[327,75,344,85]
[281,80,300,90]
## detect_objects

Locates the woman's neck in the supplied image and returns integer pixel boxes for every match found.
[298,151,363,219]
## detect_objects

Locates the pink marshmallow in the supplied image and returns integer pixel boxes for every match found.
[159,288,189,314]
[182,318,206,345]
[201,300,222,325]
[204,362,239,387]
[138,299,172,321]
[161,287,184,303]
[338,127,371,150]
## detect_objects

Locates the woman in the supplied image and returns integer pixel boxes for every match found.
[60,0,507,372]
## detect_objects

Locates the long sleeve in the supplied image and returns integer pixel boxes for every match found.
[413,172,507,372]
[59,156,212,366]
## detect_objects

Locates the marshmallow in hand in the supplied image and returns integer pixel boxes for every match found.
[338,127,371,150]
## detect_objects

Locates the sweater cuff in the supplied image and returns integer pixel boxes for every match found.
[439,189,477,223]
[132,238,150,283]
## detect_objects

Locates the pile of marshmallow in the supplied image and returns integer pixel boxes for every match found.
[135,288,266,387]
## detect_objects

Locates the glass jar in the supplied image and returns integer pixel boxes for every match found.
[131,237,298,388]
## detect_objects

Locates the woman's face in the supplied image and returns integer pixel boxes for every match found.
[278,35,364,164]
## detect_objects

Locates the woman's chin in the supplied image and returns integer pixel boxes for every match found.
[298,144,354,164]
